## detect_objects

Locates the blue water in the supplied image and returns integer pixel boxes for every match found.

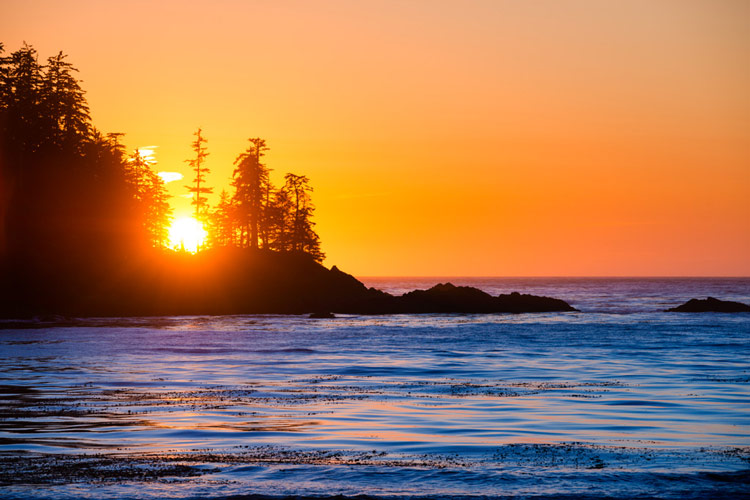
[0,278,749,499]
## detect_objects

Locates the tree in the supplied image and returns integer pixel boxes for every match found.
[0,43,46,163]
[208,189,236,248]
[185,128,211,221]
[143,170,172,248]
[280,173,324,262]
[231,137,270,249]
[266,184,292,252]
[40,51,90,153]
[0,43,166,314]
[126,149,149,198]
[127,149,172,248]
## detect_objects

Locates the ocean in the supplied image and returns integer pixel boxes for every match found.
[1,277,748,499]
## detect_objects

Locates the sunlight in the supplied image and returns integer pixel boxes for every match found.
[169,217,207,252]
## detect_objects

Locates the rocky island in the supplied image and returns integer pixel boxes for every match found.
[667,297,750,313]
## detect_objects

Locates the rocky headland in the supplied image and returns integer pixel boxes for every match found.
[1,248,578,317]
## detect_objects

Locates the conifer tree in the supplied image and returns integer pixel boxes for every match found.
[127,149,172,248]
[265,185,290,252]
[208,189,235,248]
[0,43,169,306]
[126,149,149,198]
[0,43,46,160]
[280,173,324,262]
[40,51,90,152]
[231,137,270,249]
[185,128,211,221]
[143,170,172,248]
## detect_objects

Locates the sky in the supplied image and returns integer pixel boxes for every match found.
[2,0,748,276]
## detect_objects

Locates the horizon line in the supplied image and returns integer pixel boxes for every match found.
[355,275,750,279]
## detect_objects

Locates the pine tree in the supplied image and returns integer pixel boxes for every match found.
[185,128,211,221]
[143,170,172,248]
[1,43,170,306]
[126,149,172,248]
[126,149,149,199]
[40,51,90,152]
[231,138,270,249]
[0,43,46,162]
[267,185,292,252]
[208,189,235,248]
[280,173,324,262]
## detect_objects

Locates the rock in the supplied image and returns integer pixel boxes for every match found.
[666,297,750,313]
[495,290,580,313]
[309,312,335,319]
[397,283,499,313]
[353,282,578,314]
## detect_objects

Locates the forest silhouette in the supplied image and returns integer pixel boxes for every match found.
[0,43,330,316]
[0,43,576,317]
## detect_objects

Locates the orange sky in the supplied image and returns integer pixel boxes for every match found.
[2,0,748,276]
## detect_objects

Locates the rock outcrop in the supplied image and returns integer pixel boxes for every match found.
[666,297,750,313]
[360,283,578,314]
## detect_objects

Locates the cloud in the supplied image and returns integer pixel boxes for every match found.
[157,171,184,183]
[136,145,158,164]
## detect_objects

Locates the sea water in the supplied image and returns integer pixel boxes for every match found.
[0,278,748,499]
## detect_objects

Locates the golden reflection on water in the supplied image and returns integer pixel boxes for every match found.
[100,386,748,453]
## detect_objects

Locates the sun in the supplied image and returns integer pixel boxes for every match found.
[169,217,207,252]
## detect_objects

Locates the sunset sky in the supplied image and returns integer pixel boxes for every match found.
[2,0,748,276]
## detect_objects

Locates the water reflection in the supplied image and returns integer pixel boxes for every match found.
[1,279,749,497]
[0,367,746,454]
[0,306,748,459]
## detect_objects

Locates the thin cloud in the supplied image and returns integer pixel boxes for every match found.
[157,171,184,183]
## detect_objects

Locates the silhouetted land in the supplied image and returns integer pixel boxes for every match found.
[0,43,579,319]
[1,248,577,317]
[667,297,750,313]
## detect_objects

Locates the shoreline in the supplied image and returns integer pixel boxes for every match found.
[2,445,749,499]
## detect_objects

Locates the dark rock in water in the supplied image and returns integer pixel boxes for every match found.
[309,312,335,318]
[496,290,580,313]
[397,283,500,313]
[667,297,750,313]
[355,282,578,314]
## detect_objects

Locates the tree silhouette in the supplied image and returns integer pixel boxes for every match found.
[127,149,172,248]
[41,51,90,153]
[208,189,235,248]
[231,137,270,249]
[281,173,324,262]
[126,149,149,197]
[266,183,292,252]
[1,42,330,317]
[0,43,46,163]
[143,170,172,248]
[185,128,211,221]
[205,138,326,261]
[0,43,155,314]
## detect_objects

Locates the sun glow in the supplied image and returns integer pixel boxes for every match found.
[169,217,207,252]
